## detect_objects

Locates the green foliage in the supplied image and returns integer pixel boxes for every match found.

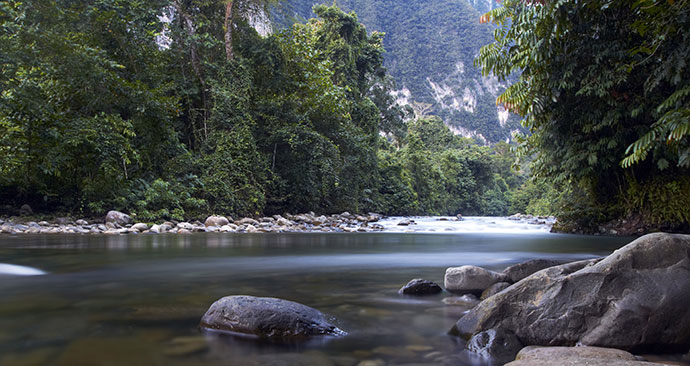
[477,0,690,230]
[1,0,525,220]
[624,175,690,227]
[280,0,524,143]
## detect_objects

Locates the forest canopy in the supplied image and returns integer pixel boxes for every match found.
[0,1,529,220]
[477,0,690,231]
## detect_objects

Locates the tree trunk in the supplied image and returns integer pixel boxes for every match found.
[224,1,234,61]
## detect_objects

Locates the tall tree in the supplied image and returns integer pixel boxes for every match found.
[476,0,690,229]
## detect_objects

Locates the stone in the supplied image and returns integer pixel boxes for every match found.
[398,279,443,296]
[105,211,131,225]
[177,229,191,234]
[205,215,230,227]
[236,217,259,226]
[505,346,668,366]
[199,295,346,339]
[466,328,523,362]
[312,215,328,225]
[502,259,569,283]
[19,204,33,216]
[131,223,148,232]
[442,294,480,307]
[456,214,463,221]
[480,282,511,300]
[176,222,193,230]
[453,233,690,352]
[276,217,292,226]
[149,224,161,233]
[75,219,88,226]
[444,265,508,294]
[514,346,637,361]
[397,219,413,226]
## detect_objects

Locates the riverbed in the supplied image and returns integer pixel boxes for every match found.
[0,217,631,365]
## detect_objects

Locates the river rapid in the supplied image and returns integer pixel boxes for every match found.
[0,217,631,366]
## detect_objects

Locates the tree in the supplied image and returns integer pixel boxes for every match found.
[476,0,690,229]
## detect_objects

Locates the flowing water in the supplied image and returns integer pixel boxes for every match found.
[0,218,634,365]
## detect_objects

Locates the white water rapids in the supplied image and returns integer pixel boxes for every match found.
[378,216,555,234]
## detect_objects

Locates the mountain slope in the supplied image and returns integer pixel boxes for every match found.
[276,0,522,143]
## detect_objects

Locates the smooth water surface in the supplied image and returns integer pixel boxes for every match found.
[0,219,631,366]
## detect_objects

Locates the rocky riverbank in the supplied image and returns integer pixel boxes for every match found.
[0,211,385,235]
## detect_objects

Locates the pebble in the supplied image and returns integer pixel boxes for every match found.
[0,212,387,235]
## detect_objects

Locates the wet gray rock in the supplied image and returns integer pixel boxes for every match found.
[397,219,414,226]
[200,295,345,339]
[205,215,230,227]
[131,223,148,232]
[466,328,522,362]
[236,217,259,226]
[105,211,131,225]
[453,233,690,352]
[502,259,570,283]
[398,279,443,295]
[444,265,508,294]
[505,346,668,366]
[480,282,511,300]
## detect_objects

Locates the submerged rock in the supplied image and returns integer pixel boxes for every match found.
[398,279,442,295]
[444,265,508,294]
[466,328,522,362]
[454,233,690,352]
[200,295,346,339]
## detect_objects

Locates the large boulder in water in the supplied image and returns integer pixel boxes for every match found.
[502,258,570,283]
[453,233,690,352]
[444,265,508,294]
[200,296,346,339]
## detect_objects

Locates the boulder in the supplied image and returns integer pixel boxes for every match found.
[199,295,346,339]
[205,215,230,227]
[236,218,259,226]
[105,211,131,225]
[443,294,480,308]
[398,279,443,295]
[131,223,149,232]
[502,259,570,283]
[313,215,328,226]
[480,282,511,300]
[453,233,690,352]
[466,328,523,362]
[397,219,413,226]
[444,265,508,294]
[505,346,668,366]
[75,219,88,226]
[149,224,161,234]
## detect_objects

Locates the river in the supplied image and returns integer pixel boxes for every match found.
[0,217,631,366]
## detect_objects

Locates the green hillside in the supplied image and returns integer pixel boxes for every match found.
[277,0,523,143]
